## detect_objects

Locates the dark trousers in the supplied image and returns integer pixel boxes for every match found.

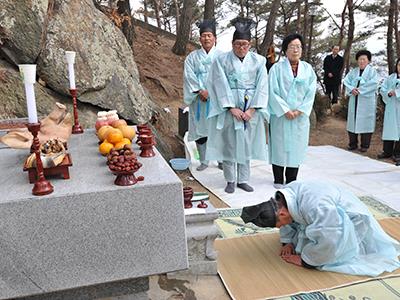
[383,140,400,158]
[196,137,207,144]
[325,84,340,104]
[272,164,299,185]
[348,132,372,149]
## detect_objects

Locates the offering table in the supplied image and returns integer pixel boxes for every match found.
[0,129,188,299]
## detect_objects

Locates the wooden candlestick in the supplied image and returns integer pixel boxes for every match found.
[69,89,84,134]
[27,123,54,196]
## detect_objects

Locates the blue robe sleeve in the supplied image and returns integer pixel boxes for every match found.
[380,76,393,104]
[268,64,290,117]
[249,57,269,121]
[280,223,300,244]
[300,203,345,267]
[207,57,235,118]
[297,66,317,116]
[183,54,201,105]
[343,69,356,96]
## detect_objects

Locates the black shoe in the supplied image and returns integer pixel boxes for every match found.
[347,146,357,151]
[237,183,254,192]
[360,147,368,153]
[377,152,392,159]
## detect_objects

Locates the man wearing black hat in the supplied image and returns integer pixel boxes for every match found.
[183,19,223,171]
[241,180,400,277]
[205,17,269,194]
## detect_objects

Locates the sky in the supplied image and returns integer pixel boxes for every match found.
[130,0,384,53]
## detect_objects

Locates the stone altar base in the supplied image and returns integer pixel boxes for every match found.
[0,129,188,299]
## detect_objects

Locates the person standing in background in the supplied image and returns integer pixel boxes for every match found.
[268,33,317,189]
[183,19,223,171]
[378,58,400,165]
[323,45,344,105]
[343,50,378,153]
[206,17,269,194]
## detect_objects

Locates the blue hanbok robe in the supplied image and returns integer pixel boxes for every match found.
[380,73,400,140]
[343,65,378,133]
[268,58,317,167]
[205,51,269,164]
[279,180,400,277]
[183,46,223,141]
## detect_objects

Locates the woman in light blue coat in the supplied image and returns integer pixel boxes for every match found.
[241,180,400,277]
[184,19,223,171]
[378,58,400,165]
[268,34,317,188]
[206,17,269,194]
[343,50,378,152]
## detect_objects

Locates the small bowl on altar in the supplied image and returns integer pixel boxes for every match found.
[170,158,190,171]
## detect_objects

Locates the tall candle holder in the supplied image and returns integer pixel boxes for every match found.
[27,122,54,196]
[70,89,84,134]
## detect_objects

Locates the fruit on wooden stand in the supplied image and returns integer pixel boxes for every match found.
[106,128,124,144]
[111,119,127,128]
[95,118,109,131]
[114,138,131,150]
[97,125,113,142]
[117,125,136,141]
[107,145,142,173]
[99,140,114,156]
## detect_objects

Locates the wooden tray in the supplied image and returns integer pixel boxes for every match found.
[23,153,73,184]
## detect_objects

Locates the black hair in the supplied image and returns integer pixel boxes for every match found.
[275,191,288,209]
[395,57,400,75]
[282,33,304,54]
[355,50,372,61]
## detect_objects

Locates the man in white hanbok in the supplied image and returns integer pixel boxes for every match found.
[183,19,223,171]
[241,180,400,277]
[206,17,269,193]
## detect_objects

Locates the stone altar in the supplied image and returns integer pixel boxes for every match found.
[0,129,188,299]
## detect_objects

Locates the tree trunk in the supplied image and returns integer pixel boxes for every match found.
[302,0,309,56]
[153,0,162,28]
[239,0,244,17]
[296,0,302,34]
[394,0,400,57]
[204,0,214,19]
[117,0,135,49]
[143,0,149,23]
[338,2,348,48]
[172,0,195,55]
[307,14,314,62]
[173,0,180,34]
[343,0,354,77]
[259,0,280,56]
[388,0,396,74]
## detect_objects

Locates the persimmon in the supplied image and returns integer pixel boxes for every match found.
[106,129,123,144]
[99,141,114,155]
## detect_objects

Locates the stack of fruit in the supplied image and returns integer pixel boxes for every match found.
[97,119,136,156]
[107,145,142,173]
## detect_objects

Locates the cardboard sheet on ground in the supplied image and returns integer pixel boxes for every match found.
[185,135,400,210]
[214,218,400,300]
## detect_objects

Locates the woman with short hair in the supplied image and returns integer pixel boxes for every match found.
[343,50,378,152]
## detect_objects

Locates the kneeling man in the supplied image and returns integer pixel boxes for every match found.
[241,180,400,277]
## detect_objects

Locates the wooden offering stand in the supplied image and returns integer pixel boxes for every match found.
[197,200,208,208]
[139,134,155,157]
[183,187,193,209]
[70,89,84,134]
[112,167,144,186]
[24,154,73,184]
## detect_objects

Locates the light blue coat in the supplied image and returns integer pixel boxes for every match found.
[343,65,378,133]
[205,51,269,164]
[279,180,400,277]
[380,73,400,140]
[183,46,223,141]
[268,58,317,167]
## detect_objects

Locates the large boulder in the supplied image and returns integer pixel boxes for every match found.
[0,0,154,124]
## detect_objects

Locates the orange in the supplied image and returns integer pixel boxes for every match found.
[117,125,136,141]
[106,128,123,144]
[99,140,114,155]
[114,139,130,150]
[97,125,113,142]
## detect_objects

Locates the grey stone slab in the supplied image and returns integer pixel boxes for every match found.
[0,130,188,299]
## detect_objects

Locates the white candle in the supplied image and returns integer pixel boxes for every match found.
[19,64,38,123]
[65,51,76,89]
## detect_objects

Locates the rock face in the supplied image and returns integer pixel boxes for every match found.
[0,0,154,124]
